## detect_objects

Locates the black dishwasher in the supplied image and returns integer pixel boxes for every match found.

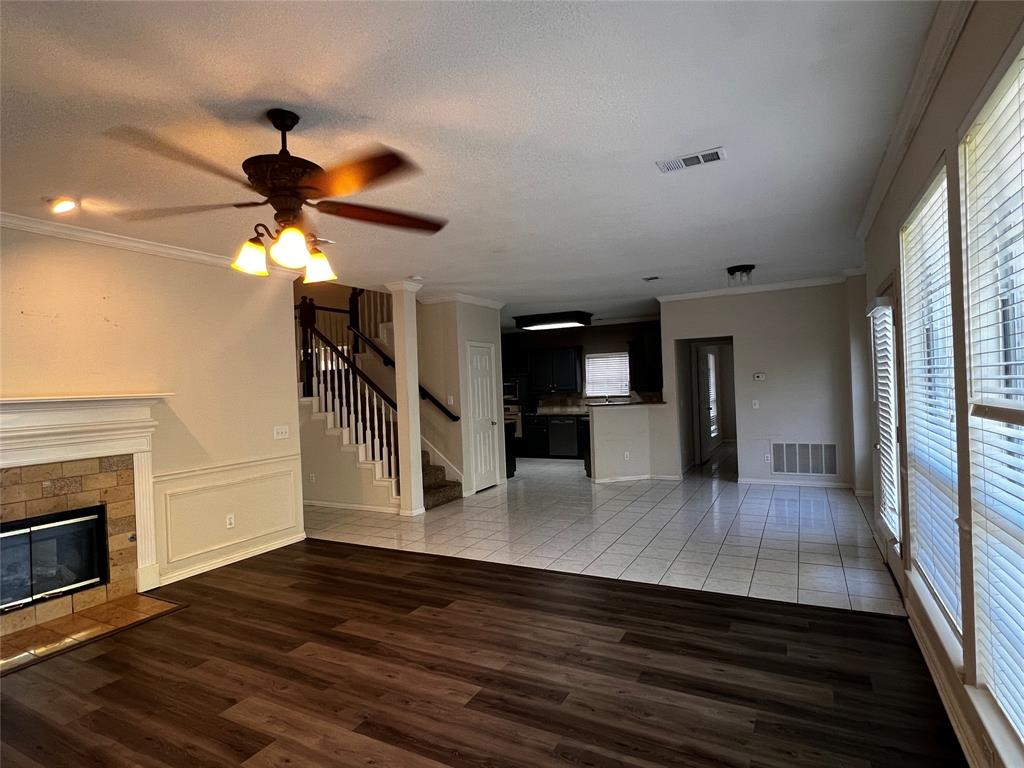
[548,416,578,457]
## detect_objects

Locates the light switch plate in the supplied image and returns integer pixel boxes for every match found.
[752,400,760,410]
[753,372,767,382]
[273,425,290,440]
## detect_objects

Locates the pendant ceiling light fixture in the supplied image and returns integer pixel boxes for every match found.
[230,223,338,283]
[514,311,593,331]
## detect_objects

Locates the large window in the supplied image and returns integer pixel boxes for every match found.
[962,46,1024,740]
[869,299,902,546]
[901,170,962,630]
[585,352,630,397]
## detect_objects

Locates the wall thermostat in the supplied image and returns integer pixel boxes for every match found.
[753,372,767,382]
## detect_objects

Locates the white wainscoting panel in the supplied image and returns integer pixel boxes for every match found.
[153,454,304,584]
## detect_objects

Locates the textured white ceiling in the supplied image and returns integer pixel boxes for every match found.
[1,1,934,321]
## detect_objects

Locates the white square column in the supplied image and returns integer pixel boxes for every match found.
[386,281,425,516]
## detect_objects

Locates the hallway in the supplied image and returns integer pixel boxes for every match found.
[306,446,902,615]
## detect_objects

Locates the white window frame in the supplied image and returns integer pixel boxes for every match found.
[584,352,630,397]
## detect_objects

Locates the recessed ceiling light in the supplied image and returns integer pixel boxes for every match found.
[408,275,424,281]
[48,196,78,214]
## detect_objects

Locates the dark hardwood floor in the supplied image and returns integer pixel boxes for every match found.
[1,539,965,767]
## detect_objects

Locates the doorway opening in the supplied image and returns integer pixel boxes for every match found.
[674,337,737,472]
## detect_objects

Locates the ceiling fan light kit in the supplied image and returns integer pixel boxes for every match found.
[104,107,447,284]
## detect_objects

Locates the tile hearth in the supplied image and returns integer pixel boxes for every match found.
[0,593,179,674]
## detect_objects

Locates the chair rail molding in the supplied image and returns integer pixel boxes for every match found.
[0,394,171,591]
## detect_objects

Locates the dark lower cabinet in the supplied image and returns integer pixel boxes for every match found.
[524,416,549,458]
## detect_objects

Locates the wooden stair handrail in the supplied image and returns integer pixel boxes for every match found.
[309,327,397,411]
[347,325,460,423]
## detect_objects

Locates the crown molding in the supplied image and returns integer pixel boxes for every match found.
[418,292,505,310]
[856,2,973,240]
[657,275,848,304]
[0,212,296,278]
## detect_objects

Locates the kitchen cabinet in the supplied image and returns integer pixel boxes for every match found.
[524,415,549,458]
[529,347,582,393]
[629,328,663,392]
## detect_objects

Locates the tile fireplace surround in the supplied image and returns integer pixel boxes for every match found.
[0,395,167,636]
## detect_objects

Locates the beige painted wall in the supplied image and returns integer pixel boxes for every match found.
[1,228,304,581]
[590,405,653,481]
[654,282,856,485]
[844,275,873,493]
[417,301,463,472]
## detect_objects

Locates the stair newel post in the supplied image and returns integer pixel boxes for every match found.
[349,288,364,355]
[329,347,339,425]
[298,296,317,398]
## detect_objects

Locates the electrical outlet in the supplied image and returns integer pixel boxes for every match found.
[225,514,235,529]
[624,451,631,461]
[273,425,289,440]
[447,394,454,406]
[308,472,317,483]
[764,454,771,463]
[752,400,760,410]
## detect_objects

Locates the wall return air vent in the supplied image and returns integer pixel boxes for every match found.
[656,146,725,174]
[771,442,838,476]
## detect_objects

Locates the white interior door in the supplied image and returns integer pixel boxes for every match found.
[469,342,499,492]
[697,347,722,462]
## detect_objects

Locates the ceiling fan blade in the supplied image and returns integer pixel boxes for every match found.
[105,126,252,190]
[115,201,266,221]
[302,146,417,198]
[314,201,447,233]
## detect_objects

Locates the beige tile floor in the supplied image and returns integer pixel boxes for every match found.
[306,445,905,616]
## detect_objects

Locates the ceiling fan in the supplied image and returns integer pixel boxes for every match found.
[106,108,447,281]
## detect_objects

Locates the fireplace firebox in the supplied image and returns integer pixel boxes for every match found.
[0,505,109,611]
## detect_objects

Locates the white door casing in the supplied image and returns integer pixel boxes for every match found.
[468,342,499,492]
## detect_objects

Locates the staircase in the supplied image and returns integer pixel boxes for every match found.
[296,289,462,513]
[422,450,462,509]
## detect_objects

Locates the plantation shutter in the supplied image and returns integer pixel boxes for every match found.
[869,299,902,545]
[585,352,630,397]
[707,352,719,438]
[900,170,962,630]
[962,45,1024,740]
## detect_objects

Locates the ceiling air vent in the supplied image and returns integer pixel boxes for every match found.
[656,146,725,174]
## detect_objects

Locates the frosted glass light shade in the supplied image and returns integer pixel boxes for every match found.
[303,248,338,284]
[231,238,269,276]
[269,227,309,269]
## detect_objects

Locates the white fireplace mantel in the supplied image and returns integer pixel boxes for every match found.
[0,394,172,590]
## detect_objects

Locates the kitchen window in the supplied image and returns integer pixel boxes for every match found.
[585,352,630,397]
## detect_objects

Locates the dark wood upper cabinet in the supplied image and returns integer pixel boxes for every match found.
[529,347,581,393]
[629,329,663,392]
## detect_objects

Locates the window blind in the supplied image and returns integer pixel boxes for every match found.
[901,170,962,630]
[585,352,630,397]
[962,45,1024,741]
[707,352,719,438]
[869,301,902,545]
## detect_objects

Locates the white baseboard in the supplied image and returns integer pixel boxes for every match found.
[400,506,425,517]
[651,474,683,481]
[854,488,874,497]
[305,499,399,514]
[738,476,853,490]
[592,474,653,483]
[157,532,306,586]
